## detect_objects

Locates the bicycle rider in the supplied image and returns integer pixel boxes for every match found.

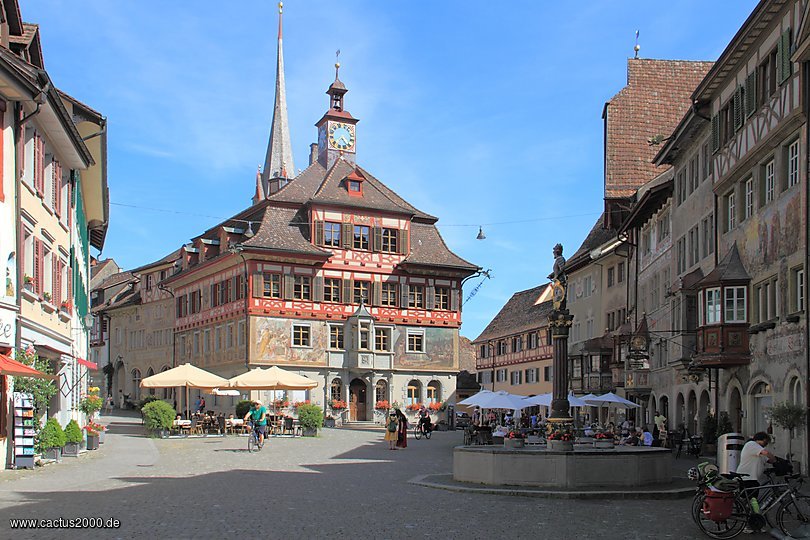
[244,399,268,448]
[417,405,431,434]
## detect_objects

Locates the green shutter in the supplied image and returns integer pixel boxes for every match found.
[343,279,353,304]
[711,114,720,153]
[314,220,324,246]
[778,28,792,84]
[733,86,743,131]
[744,71,757,118]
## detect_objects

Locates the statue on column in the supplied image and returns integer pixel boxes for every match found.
[547,243,567,311]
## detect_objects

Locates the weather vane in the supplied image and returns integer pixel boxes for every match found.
[634,30,640,59]
[335,49,341,78]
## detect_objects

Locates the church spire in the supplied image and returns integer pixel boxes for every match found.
[261,1,295,195]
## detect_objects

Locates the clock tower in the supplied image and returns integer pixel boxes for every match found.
[316,62,358,169]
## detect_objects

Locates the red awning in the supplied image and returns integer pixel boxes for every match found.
[76,358,97,369]
[0,354,55,379]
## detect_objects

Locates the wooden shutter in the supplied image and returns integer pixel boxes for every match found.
[778,28,792,84]
[51,161,60,215]
[283,273,294,300]
[202,284,210,308]
[426,285,435,310]
[209,284,216,306]
[33,238,41,294]
[745,72,757,118]
[343,279,353,304]
[450,288,459,312]
[252,274,262,298]
[231,276,239,300]
[710,115,720,153]
[733,86,743,131]
[67,262,73,308]
[368,281,377,306]
[33,135,43,196]
[400,283,409,308]
[314,276,324,302]
[53,258,60,306]
[372,227,382,252]
[314,220,324,246]
[341,223,352,249]
[66,177,72,228]
[399,229,409,255]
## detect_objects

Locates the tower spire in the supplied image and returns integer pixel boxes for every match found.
[261,1,295,195]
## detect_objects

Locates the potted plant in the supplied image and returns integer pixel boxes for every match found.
[504,429,525,449]
[547,429,574,451]
[80,387,104,419]
[297,403,323,436]
[293,400,311,410]
[141,400,177,438]
[593,431,615,449]
[406,402,422,412]
[374,400,390,410]
[23,275,33,291]
[702,414,718,455]
[768,402,807,465]
[428,402,442,412]
[60,300,72,313]
[62,420,83,456]
[38,418,66,461]
[330,399,347,411]
[83,422,104,450]
[95,422,108,444]
[323,413,336,428]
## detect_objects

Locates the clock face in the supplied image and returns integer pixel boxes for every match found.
[632,335,646,350]
[328,122,355,151]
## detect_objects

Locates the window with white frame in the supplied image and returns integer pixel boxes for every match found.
[407,330,425,353]
[764,159,775,203]
[292,324,311,347]
[237,320,245,347]
[526,368,538,384]
[788,139,800,188]
[358,321,371,350]
[724,286,747,323]
[193,332,200,356]
[583,275,593,297]
[791,267,805,313]
[496,368,507,383]
[689,226,699,267]
[214,326,222,351]
[657,211,670,242]
[42,243,52,300]
[203,329,210,354]
[755,277,779,322]
[226,324,234,348]
[744,177,754,219]
[510,370,522,385]
[705,288,721,324]
[726,191,736,232]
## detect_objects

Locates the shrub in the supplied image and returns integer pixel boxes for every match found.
[13,346,57,414]
[38,418,66,450]
[297,403,323,431]
[769,401,808,461]
[235,400,252,419]
[717,412,733,437]
[137,395,160,411]
[141,400,176,432]
[702,414,717,443]
[64,420,83,444]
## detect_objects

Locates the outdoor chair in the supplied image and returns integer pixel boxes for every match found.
[189,416,201,436]
[283,417,294,436]
[671,431,684,458]
[217,416,226,435]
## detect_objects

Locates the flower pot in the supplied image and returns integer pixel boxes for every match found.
[323,418,335,428]
[63,442,81,457]
[593,440,615,449]
[86,434,100,450]
[504,438,525,449]
[98,430,106,444]
[548,440,574,452]
[44,447,62,461]
[302,427,317,437]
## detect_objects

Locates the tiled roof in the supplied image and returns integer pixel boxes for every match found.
[91,259,114,280]
[698,244,750,286]
[566,214,616,270]
[97,271,136,290]
[129,248,182,274]
[401,223,477,271]
[604,59,713,199]
[474,284,552,343]
[241,206,330,257]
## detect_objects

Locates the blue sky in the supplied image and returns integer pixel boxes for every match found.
[26,0,758,340]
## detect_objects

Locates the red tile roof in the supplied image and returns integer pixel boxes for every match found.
[604,58,713,199]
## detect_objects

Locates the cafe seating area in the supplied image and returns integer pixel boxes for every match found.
[170,411,303,438]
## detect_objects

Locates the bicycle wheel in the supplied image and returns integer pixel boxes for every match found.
[776,493,810,537]
[247,433,256,453]
[425,427,431,440]
[694,494,748,539]
[414,425,422,440]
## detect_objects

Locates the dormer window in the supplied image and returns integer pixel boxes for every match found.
[346,169,364,196]
[348,180,361,192]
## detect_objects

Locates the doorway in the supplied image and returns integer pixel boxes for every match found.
[349,379,367,421]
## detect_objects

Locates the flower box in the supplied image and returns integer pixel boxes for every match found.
[504,438,525,449]
[43,447,62,461]
[63,442,81,457]
[41,301,56,314]
[548,440,574,452]
[98,430,106,444]
[593,440,615,449]
[86,434,99,450]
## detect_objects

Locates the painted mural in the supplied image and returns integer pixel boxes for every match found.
[394,326,456,370]
[252,318,328,365]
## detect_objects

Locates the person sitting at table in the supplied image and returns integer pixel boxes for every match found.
[623,431,640,446]
[530,413,538,429]
[641,427,653,446]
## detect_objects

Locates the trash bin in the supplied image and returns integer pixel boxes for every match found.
[447,405,455,430]
[717,433,746,474]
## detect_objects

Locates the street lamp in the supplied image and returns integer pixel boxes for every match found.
[228,244,250,370]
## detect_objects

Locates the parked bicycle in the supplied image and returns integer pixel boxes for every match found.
[689,460,810,538]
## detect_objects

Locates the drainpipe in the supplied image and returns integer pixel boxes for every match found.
[803,60,810,473]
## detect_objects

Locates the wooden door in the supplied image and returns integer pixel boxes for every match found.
[350,379,367,421]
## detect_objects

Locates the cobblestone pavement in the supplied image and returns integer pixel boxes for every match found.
[0,412,774,540]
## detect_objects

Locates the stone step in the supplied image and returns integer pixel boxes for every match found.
[341,421,383,430]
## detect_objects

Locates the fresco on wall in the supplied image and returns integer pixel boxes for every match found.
[394,327,457,370]
[252,318,327,365]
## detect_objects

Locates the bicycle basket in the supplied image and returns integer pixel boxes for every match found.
[703,489,736,522]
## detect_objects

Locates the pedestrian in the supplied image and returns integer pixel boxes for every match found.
[194,396,202,413]
[472,407,481,427]
[104,394,113,415]
[530,413,538,429]
[199,396,206,413]
[395,408,408,449]
[384,410,398,450]
[118,390,124,409]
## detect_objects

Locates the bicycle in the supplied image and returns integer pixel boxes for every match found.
[414,419,432,440]
[246,423,263,453]
[689,462,810,538]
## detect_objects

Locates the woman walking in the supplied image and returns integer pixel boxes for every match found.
[395,408,408,449]
[384,410,398,450]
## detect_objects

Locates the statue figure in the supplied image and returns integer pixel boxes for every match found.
[547,243,567,284]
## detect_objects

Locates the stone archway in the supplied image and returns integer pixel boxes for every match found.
[349,378,368,421]
[728,386,743,433]
[658,395,669,426]
[687,390,697,435]
[697,389,711,435]
[675,393,685,431]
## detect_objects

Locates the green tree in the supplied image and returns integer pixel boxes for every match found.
[13,346,57,415]
[768,402,807,461]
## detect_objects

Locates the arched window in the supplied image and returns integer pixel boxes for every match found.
[788,377,802,405]
[131,368,142,401]
[426,381,441,404]
[331,378,342,401]
[161,366,170,399]
[375,380,387,405]
[406,380,421,406]
[146,368,155,395]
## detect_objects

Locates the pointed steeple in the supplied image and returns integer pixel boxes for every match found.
[252,166,265,205]
[261,1,295,195]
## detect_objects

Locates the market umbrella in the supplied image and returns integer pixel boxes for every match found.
[585,392,641,408]
[458,390,494,407]
[140,363,228,418]
[207,388,241,397]
[523,392,588,408]
[0,353,56,379]
[473,391,529,411]
[226,366,318,391]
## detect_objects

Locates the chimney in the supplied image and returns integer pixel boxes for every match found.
[309,143,318,166]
